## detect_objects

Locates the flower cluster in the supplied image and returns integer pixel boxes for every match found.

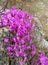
[38,52,48,65]
[0,7,36,64]
[31,51,48,65]
[34,52,48,65]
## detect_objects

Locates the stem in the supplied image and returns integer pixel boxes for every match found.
[0,0,9,15]
[9,57,11,65]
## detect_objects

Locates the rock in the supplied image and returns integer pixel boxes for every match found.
[40,39,48,49]
[33,18,48,51]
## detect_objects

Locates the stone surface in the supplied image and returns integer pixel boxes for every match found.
[33,20,48,51]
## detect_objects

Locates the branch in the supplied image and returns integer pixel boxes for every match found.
[0,0,9,15]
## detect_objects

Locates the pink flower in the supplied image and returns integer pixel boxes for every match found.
[39,52,48,65]
[0,6,36,65]
[31,45,36,56]
[18,61,23,65]
[4,38,9,43]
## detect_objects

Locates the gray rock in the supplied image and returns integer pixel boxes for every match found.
[33,18,48,51]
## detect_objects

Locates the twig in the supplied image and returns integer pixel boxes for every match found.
[0,0,9,15]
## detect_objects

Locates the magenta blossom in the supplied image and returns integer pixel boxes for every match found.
[39,52,48,65]
[0,6,36,64]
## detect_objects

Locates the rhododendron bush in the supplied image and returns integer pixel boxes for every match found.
[0,7,48,65]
